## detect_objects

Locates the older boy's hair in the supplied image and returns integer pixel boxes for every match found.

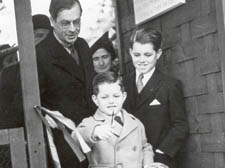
[92,71,125,95]
[129,27,162,51]
[49,0,82,20]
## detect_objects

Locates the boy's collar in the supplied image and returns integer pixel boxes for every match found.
[94,109,123,121]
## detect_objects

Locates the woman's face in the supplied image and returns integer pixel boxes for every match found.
[92,48,112,73]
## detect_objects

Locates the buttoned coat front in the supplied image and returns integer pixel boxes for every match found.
[123,69,188,166]
[77,109,154,168]
[36,30,95,168]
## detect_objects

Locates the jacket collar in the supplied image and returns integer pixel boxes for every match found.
[118,109,138,142]
[93,109,138,142]
[46,31,85,81]
[93,109,110,121]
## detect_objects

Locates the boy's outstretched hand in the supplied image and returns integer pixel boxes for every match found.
[145,162,169,168]
[92,125,114,141]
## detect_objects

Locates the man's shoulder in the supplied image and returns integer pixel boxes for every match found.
[36,32,55,50]
[1,63,19,78]
[0,63,20,89]
[75,37,89,49]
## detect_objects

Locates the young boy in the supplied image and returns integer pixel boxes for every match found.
[123,28,188,168]
[75,71,167,168]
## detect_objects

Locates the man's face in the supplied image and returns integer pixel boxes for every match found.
[129,42,162,74]
[92,48,112,74]
[92,81,127,116]
[51,3,81,45]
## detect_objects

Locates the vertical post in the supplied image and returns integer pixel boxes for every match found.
[215,0,225,109]
[114,0,124,75]
[13,0,47,168]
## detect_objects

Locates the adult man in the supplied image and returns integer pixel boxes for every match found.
[35,0,95,167]
[123,28,188,168]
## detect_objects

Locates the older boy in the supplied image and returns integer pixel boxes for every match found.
[76,71,167,168]
[124,28,188,168]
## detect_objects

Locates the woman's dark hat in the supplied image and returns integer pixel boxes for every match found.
[90,32,116,60]
[32,14,51,30]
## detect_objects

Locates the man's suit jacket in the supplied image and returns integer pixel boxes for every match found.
[124,69,188,166]
[36,30,94,124]
[35,30,95,168]
[0,31,95,167]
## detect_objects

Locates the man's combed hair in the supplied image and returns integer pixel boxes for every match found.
[129,27,162,51]
[92,71,125,95]
[49,0,82,20]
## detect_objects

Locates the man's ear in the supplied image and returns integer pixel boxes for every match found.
[92,95,98,106]
[156,48,162,60]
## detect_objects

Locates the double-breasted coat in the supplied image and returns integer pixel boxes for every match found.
[0,29,95,168]
[35,30,95,168]
[77,109,154,168]
[124,69,188,167]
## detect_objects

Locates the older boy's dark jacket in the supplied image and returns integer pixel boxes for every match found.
[123,69,188,161]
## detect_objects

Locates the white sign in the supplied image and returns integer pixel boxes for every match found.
[133,0,185,25]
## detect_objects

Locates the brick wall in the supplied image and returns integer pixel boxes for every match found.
[116,0,225,167]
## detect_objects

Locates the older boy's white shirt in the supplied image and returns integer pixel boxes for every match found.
[136,67,155,87]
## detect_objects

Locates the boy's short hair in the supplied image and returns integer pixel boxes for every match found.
[129,27,162,51]
[49,0,82,20]
[92,71,125,95]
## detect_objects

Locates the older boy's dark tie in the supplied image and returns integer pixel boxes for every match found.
[69,45,79,65]
[136,73,144,93]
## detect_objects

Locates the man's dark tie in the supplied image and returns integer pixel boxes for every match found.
[69,45,79,65]
[136,73,144,93]
[114,116,123,126]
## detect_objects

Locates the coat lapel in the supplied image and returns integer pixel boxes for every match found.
[118,110,138,142]
[135,69,163,110]
[48,32,84,81]
[125,72,137,110]
[93,109,138,141]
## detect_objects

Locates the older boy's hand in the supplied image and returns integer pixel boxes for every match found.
[93,125,114,140]
[145,162,169,168]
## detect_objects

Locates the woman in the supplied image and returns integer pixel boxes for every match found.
[90,31,119,74]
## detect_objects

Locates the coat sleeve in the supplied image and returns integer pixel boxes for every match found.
[0,65,24,129]
[158,80,188,157]
[139,121,154,166]
[76,117,99,147]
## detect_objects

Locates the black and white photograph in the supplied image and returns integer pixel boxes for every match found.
[0,0,223,168]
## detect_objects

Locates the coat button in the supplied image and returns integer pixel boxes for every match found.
[132,146,137,151]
